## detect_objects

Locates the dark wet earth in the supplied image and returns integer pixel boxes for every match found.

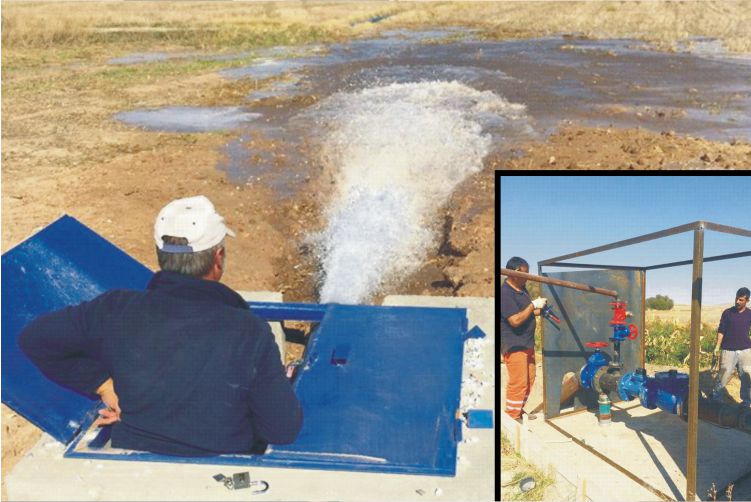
[114,29,751,195]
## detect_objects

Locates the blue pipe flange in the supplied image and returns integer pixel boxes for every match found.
[580,349,609,390]
[617,369,646,402]
[612,324,631,341]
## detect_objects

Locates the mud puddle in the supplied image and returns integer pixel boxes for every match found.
[115,106,261,132]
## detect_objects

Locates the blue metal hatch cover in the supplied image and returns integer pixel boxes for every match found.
[1,216,153,443]
[263,303,467,476]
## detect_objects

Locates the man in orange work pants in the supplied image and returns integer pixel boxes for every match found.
[500,257,546,423]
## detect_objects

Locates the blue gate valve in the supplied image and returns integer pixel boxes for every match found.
[580,342,609,390]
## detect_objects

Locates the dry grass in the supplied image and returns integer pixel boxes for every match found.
[647,304,728,327]
[386,1,751,52]
[3,1,751,55]
[1,2,390,52]
[501,431,556,501]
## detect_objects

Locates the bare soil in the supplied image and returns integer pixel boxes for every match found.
[493,125,751,170]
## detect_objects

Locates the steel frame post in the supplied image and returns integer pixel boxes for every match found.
[539,264,547,419]
[641,271,646,367]
[686,224,704,501]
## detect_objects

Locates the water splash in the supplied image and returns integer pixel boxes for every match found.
[305,81,526,304]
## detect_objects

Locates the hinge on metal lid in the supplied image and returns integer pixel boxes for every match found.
[465,409,494,428]
[463,325,486,341]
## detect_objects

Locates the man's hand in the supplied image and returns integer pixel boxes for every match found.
[94,378,121,427]
[714,333,724,356]
[532,297,548,309]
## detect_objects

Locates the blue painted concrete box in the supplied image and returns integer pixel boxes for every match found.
[2,216,475,476]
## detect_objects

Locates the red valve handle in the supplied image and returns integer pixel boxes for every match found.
[628,324,639,340]
[586,342,609,348]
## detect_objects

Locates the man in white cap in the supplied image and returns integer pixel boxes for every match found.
[20,196,303,456]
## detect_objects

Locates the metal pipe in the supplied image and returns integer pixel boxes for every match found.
[694,398,751,433]
[499,268,619,298]
[527,372,580,416]
[686,226,704,501]
[560,372,580,405]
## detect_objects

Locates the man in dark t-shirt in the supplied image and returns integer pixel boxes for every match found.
[711,287,751,406]
[500,257,547,422]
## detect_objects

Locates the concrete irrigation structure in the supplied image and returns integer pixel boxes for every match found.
[501,221,751,501]
[2,216,494,501]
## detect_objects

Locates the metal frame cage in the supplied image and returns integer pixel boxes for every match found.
[538,220,751,501]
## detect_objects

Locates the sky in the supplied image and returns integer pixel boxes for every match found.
[499,175,751,306]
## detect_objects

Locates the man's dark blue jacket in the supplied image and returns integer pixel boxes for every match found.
[19,270,303,456]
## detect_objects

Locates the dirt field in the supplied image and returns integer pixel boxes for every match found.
[3,1,751,498]
[497,126,751,170]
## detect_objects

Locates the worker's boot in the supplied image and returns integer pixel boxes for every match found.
[515,411,537,424]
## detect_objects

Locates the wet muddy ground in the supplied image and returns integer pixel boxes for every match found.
[3,24,751,498]
[117,30,751,183]
[107,29,751,298]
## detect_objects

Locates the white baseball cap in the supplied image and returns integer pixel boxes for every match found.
[154,195,235,253]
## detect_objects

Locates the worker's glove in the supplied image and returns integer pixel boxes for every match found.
[532,297,547,309]
[713,345,721,356]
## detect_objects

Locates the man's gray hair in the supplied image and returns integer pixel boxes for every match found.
[156,236,223,277]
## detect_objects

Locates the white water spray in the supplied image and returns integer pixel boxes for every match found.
[307,81,526,304]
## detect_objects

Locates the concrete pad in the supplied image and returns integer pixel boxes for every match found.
[554,403,751,500]
[501,407,655,502]
[6,295,493,501]
[501,362,751,501]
